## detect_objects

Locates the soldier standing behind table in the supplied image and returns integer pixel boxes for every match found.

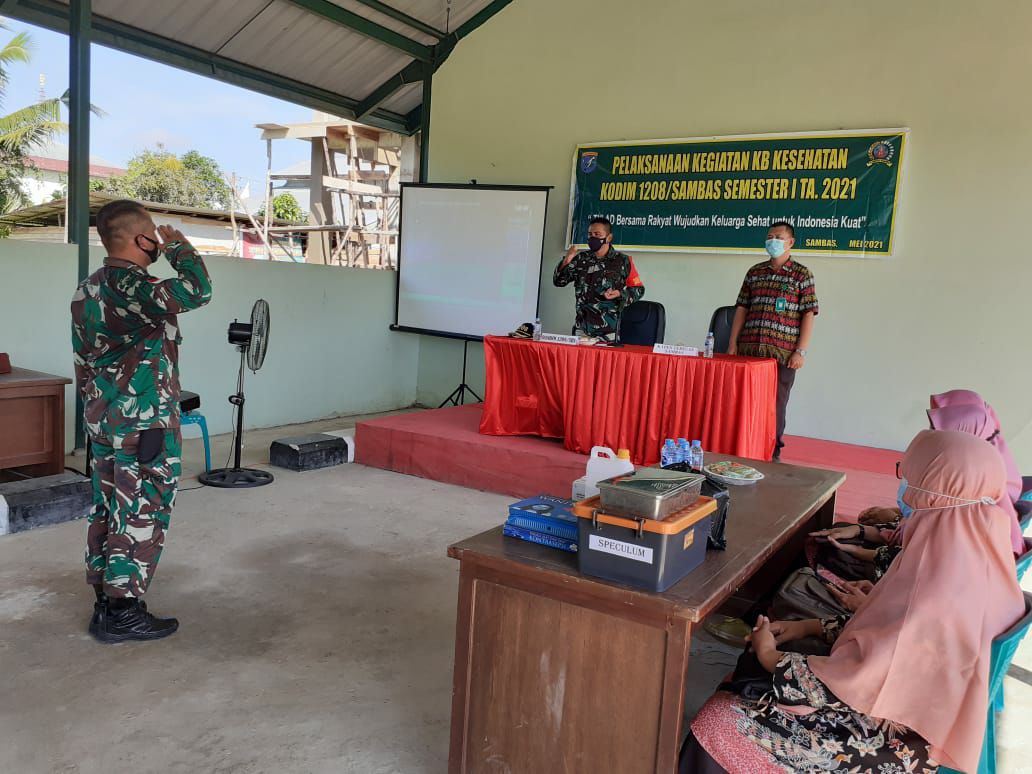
[554,216,644,341]
[71,199,212,643]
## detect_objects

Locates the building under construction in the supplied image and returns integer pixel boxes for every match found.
[255,114,418,269]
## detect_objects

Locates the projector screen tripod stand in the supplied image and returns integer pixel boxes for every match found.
[439,338,483,408]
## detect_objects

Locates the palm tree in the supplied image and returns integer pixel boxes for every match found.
[0,21,81,214]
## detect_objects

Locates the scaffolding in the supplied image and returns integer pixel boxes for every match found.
[256,117,416,269]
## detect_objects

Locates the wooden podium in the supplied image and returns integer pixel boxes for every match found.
[0,367,72,476]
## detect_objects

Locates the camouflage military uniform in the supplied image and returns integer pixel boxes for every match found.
[71,240,212,598]
[553,248,644,340]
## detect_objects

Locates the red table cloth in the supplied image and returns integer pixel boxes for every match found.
[479,336,778,466]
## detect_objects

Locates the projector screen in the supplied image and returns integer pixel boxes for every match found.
[394,183,549,339]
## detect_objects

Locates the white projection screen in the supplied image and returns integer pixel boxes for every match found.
[394,184,549,339]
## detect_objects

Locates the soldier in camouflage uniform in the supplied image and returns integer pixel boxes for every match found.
[554,216,644,341]
[71,199,212,643]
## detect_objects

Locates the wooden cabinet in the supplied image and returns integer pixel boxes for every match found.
[0,368,72,476]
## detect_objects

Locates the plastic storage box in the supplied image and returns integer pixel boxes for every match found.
[596,468,706,520]
[573,495,717,591]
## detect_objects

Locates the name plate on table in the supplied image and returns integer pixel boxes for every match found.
[538,333,580,345]
[653,343,699,357]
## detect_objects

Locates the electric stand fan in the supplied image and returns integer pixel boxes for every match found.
[199,299,274,488]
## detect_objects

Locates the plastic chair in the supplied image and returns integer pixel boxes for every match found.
[939,591,1032,774]
[619,300,665,345]
[708,306,737,354]
[1017,475,1032,530]
[180,411,211,472]
[1016,538,1032,583]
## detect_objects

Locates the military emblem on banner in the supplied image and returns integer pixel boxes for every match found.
[867,139,895,167]
[580,151,599,174]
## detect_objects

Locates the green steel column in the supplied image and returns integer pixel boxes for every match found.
[419,59,432,182]
[68,0,91,448]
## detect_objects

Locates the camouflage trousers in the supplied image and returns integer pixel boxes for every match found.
[85,427,182,598]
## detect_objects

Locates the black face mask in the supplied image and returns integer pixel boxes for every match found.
[587,236,608,253]
[135,234,161,264]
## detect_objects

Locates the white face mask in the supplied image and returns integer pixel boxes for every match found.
[897,477,996,518]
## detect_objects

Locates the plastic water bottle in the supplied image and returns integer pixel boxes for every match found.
[690,440,704,472]
[532,318,543,341]
[660,438,677,467]
[676,438,690,465]
[704,332,715,358]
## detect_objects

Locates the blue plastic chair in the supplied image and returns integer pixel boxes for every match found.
[180,410,212,472]
[1017,538,1032,583]
[939,592,1032,774]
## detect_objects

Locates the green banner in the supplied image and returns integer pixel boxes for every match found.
[568,129,908,257]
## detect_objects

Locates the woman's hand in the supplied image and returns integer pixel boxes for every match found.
[746,615,782,672]
[810,525,862,541]
[764,618,822,644]
[829,580,874,612]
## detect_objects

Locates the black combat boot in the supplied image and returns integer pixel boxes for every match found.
[90,584,146,630]
[89,597,178,643]
[89,584,107,631]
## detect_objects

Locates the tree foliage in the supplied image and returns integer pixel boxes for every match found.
[257,192,305,224]
[0,25,70,214]
[99,147,231,210]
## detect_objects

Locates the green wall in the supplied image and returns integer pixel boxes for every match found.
[419,0,1032,466]
[0,241,418,451]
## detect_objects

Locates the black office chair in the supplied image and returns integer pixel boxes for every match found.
[708,306,737,354]
[619,300,665,345]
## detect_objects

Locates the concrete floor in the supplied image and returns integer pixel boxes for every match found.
[1,413,1031,773]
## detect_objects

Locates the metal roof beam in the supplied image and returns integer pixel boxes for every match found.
[281,0,432,62]
[430,0,513,74]
[7,0,416,134]
[439,0,513,53]
[354,59,423,120]
[362,0,513,128]
[350,0,445,41]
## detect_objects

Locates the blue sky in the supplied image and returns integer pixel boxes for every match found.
[1,18,314,196]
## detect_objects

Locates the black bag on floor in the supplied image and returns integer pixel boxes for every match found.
[769,567,851,621]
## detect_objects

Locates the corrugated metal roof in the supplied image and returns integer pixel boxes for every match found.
[16,0,513,135]
[379,81,422,114]
[0,192,294,227]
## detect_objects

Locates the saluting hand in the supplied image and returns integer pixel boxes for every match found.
[157,225,187,245]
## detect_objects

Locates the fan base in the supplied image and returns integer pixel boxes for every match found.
[198,467,274,489]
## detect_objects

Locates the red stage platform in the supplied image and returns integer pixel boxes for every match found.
[355,404,901,519]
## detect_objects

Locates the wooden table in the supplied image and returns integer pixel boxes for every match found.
[447,459,844,774]
[0,367,72,476]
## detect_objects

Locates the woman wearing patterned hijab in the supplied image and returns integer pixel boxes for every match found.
[682,430,1025,773]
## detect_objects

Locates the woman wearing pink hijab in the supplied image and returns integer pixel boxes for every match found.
[681,430,1025,773]
[812,396,1026,577]
[928,402,1026,555]
[931,389,1024,513]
